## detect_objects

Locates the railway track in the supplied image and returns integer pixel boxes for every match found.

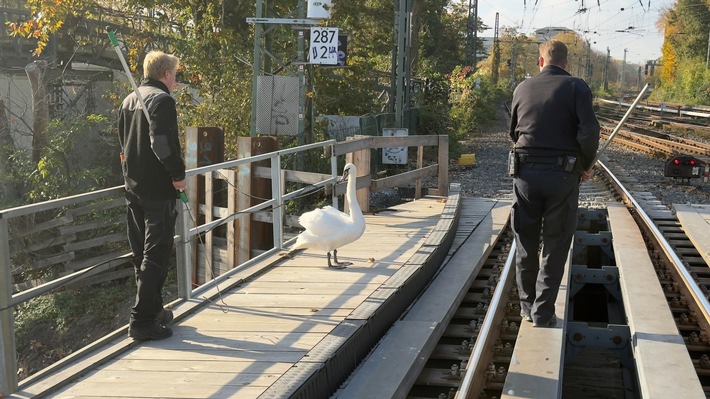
[338,159,710,399]
[597,100,710,133]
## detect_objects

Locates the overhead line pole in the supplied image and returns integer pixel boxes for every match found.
[603,47,610,92]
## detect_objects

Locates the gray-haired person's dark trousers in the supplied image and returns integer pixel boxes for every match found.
[512,163,580,325]
[125,191,177,327]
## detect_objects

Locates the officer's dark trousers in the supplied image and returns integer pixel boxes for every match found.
[512,164,579,324]
[125,192,177,327]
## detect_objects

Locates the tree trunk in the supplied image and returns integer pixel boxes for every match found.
[0,100,18,203]
[25,61,49,165]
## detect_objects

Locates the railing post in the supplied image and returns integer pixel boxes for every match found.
[438,134,449,196]
[270,154,283,249]
[0,217,18,395]
[175,200,193,300]
[331,146,338,208]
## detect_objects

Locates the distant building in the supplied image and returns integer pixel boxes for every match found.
[535,27,574,41]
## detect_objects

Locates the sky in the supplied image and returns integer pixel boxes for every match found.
[477,0,677,64]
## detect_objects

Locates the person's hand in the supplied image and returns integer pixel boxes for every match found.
[172,179,187,191]
[580,169,594,183]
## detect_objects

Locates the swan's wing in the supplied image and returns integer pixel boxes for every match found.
[298,206,350,236]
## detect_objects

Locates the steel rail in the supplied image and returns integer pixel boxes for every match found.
[597,160,710,324]
[457,241,516,399]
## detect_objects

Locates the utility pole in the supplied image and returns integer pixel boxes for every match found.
[603,47,610,92]
[585,40,591,82]
[637,66,642,89]
[620,48,627,97]
[492,12,500,84]
[510,36,517,87]
[466,0,479,68]
[394,0,412,128]
[706,27,710,68]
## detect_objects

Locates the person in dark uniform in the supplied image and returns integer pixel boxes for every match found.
[509,40,600,328]
[118,51,186,340]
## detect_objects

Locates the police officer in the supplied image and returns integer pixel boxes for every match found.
[509,40,600,327]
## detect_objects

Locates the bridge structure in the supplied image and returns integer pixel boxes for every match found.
[0,134,451,398]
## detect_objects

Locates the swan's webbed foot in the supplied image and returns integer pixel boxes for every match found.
[327,251,349,269]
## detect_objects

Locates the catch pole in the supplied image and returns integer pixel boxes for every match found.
[591,83,650,166]
[106,28,150,123]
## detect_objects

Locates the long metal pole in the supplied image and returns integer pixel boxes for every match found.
[107,30,150,122]
[591,83,650,166]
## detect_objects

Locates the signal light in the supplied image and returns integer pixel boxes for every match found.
[664,155,705,179]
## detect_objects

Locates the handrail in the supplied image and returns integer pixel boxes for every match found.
[0,134,449,395]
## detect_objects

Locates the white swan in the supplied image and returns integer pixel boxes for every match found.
[293,163,366,268]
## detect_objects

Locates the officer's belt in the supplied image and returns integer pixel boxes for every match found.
[518,154,564,165]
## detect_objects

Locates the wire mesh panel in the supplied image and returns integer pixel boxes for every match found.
[256,76,299,136]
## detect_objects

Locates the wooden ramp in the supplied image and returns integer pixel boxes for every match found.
[673,203,710,265]
[13,189,476,399]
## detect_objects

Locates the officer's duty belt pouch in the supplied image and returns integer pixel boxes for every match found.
[508,150,519,177]
[563,155,577,173]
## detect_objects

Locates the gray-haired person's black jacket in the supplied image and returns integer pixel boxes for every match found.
[509,65,600,171]
[118,78,185,200]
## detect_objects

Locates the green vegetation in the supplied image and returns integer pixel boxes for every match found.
[656,0,710,105]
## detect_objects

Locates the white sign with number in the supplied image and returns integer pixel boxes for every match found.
[310,27,339,65]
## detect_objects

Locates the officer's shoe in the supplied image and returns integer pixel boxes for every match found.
[520,310,532,322]
[533,314,558,328]
[129,321,173,341]
[157,309,173,325]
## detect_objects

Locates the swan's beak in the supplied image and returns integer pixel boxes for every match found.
[339,169,350,182]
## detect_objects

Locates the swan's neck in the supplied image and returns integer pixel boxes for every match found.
[346,175,362,219]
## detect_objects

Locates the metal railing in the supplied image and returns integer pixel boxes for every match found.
[0,139,338,395]
[0,134,448,395]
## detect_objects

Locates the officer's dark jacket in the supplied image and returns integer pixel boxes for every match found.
[118,78,186,200]
[509,65,600,170]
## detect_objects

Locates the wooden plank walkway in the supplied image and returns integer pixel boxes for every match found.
[501,247,572,399]
[13,192,462,399]
[335,198,511,398]
[607,203,704,398]
[673,203,710,265]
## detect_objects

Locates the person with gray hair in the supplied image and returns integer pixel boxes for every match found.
[118,50,186,340]
[508,39,600,328]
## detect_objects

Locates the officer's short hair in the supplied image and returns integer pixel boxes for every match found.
[143,51,179,80]
[540,40,568,66]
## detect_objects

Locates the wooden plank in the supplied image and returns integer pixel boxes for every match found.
[58,220,102,235]
[205,171,216,282]
[502,246,572,399]
[68,197,124,218]
[371,165,437,192]
[673,203,710,266]
[346,142,370,213]
[14,215,72,238]
[62,232,125,252]
[11,252,75,274]
[24,233,77,252]
[253,166,331,185]
[607,203,704,398]
[336,199,508,399]
[333,135,440,156]
[53,378,267,399]
[102,359,293,373]
[18,196,448,399]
